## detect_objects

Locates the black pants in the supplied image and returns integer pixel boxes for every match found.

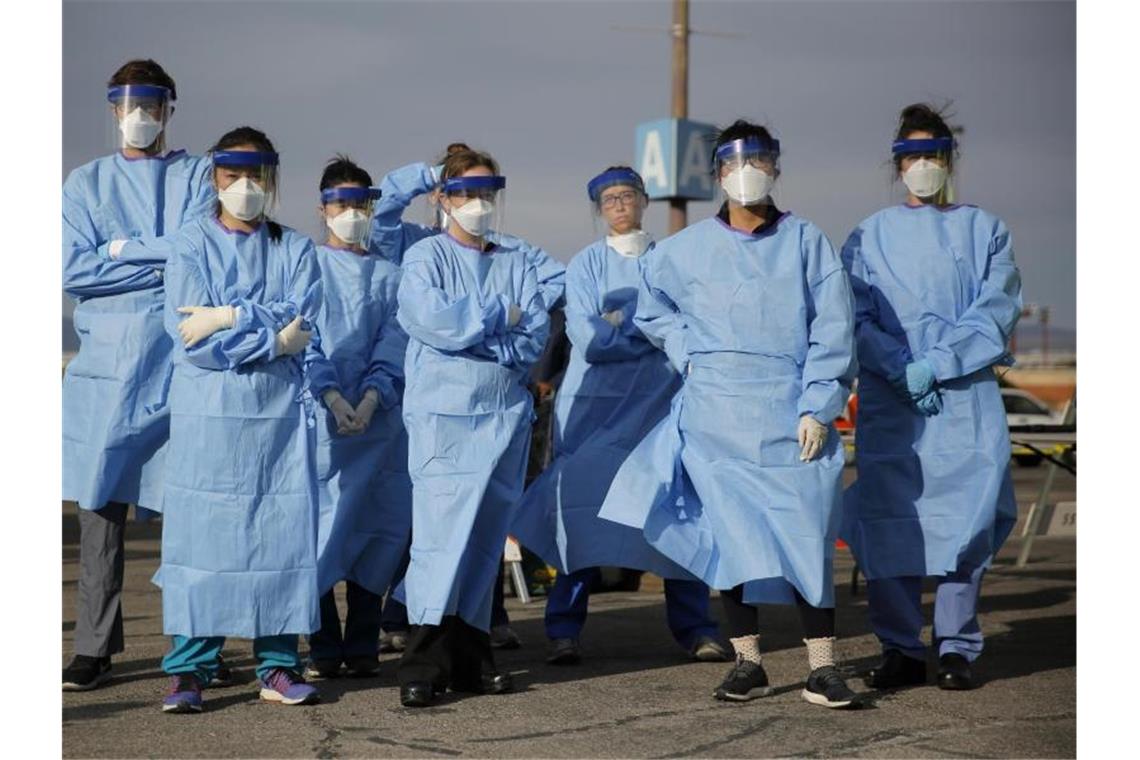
[382,562,511,632]
[308,581,383,661]
[720,585,835,640]
[396,616,496,690]
[74,502,129,658]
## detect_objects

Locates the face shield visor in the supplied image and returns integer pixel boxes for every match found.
[893,137,955,201]
[321,186,381,249]
[440,175,506,246]
[714,137,781,206]
[107,84,173,152]
[212,150,279,222]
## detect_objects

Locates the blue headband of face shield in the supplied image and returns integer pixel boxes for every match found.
[714,137,781,166]
[441,175,506,193]
[320,186,382,204]
[107,84,173,102]
[212,150,280,167]
[892,137,955,156]
[587,169,646,202]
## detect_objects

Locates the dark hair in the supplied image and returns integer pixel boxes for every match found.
[209,126,282,242]
[107,59,177,100]
[711,119,780,175]
[438,142,472,162]
[440,147,499,183]
[894,102,957,171]
[320,154,372,192]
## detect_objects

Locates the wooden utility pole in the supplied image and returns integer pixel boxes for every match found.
[669,0,689,234]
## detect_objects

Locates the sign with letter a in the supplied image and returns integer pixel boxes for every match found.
[635,118,717,201]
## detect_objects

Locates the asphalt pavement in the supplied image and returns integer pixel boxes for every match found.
[62,465,1076,758]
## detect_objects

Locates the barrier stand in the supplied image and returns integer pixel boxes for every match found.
[1015,396,1077,568]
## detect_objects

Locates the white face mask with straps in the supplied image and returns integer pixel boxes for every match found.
[450,199,495,237]
[326,208,370,246]
[721,165,775,205]
[901,159,948,198]
[607,230,653,258]
[218,177,267,221]
[119,107,164,149]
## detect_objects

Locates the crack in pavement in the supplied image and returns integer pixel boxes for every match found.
[308,709,343,759]
[658,716,783,758]
[468,706,702,743]
[367,735,463,756]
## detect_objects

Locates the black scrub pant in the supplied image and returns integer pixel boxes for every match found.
[720,585,835,640]
[74,502,129,658]
[396,616,497,691]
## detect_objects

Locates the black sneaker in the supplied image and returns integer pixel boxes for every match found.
[344,655,381,678]
[714,657,772,702]
[546,638,581,665]
[802,665,859,709]
[303,659,342,680]
[208,654,234,688]
[62,655,112,692]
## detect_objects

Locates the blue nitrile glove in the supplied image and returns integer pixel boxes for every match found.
[904,359,936,400]
[913,388,943,417]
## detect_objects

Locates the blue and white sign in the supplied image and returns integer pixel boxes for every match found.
[635,118,717,201]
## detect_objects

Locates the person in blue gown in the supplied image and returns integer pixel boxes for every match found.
[512,166,727,666]
[301,156,412,680]
[839,104,1022,692]
[62,59,214,692]
[142,128,326,713]
[394,147,550,708]
[599,121,861,709]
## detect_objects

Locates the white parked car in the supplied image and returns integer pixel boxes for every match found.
[1001,388,1062,467]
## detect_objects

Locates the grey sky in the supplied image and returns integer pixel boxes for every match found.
[63,0,1075,339]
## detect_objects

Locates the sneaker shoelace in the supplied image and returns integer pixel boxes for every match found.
[815,667,849,693]
[168,674,199,695]
[266,668,303,693]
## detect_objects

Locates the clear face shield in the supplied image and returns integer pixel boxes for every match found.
[714,137,781,206]
[893,137,955,203]
[321,185,381,249]
[440,174,506,247]
[211,150,279,222]
[107,84,173,153]
[587,169,652,257]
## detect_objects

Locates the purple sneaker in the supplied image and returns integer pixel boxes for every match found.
[162,674,203,714]
[259,668,320,706]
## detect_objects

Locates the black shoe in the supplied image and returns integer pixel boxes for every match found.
[546,638,581,666]
[344,655,381,678]
[714,657,772,702]
[451,670,515,695]
[400,681,436,708]
[863,649,927,689]
[490,625,522,650]
[937,653,975,690]
[62,655,112,692]
[303,659,343,680]
[802,666,859,709]
[689,636,732,662]
[379,630,408,653]
[208,654,234,688]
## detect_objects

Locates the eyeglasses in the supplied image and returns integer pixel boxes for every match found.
[599,190,639,209]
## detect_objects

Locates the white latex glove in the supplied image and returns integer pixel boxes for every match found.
[601,309,625,328]
[275,316,312,356]
[323,390,361,434]
[797,415,828,462]
[109,239,128,260]
[176,305,236,348]
[507,304,523,328]
[354,389,380,432]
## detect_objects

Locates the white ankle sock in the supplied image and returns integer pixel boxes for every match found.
[730,634,762,664]
[804,636,835,670]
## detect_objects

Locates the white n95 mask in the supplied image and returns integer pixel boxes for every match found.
[902,159,949,198]
[119,108,164,149]
[607,230,653,258]
[327,208,370,246]
[721,165,775,205]
[450,199,495,237]
[218,177,268,221]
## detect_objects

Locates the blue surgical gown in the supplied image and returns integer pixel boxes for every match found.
[62,150,214,512]
[511,239,695,578]
[397,231,551,631]
[307,243,412,597]
[370,161,567,308]
[154,217,325,638]
[838,204,1022,579]
[599,214,857,607]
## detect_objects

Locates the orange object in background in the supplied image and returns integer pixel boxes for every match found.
[835,393,858,431]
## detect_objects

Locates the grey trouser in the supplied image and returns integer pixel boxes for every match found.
[73,502,128,657]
